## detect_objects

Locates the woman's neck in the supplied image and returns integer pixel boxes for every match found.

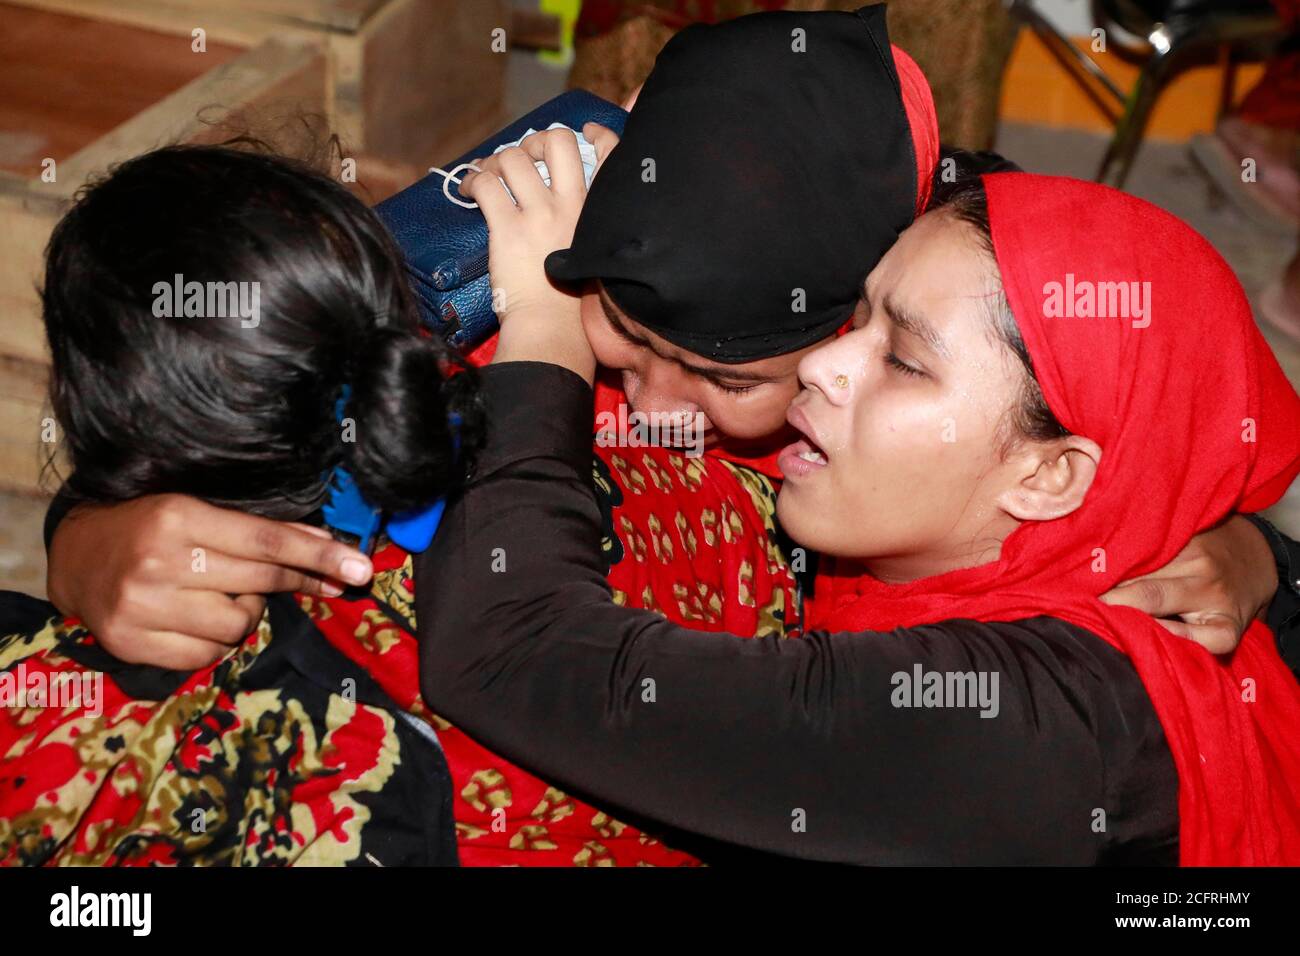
[859,529,1014,585]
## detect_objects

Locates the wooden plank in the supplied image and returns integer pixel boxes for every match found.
[0,354,58,497]
[140,0,388,32]
[339,0,508,165]
[52,37,328,198]
[0,0,298,46]
[0,351,49,405]
[0,2,246,175]
[1,0,390,40]
[0,182,63,494]
[0,35,331,493]
[0,194,63,365]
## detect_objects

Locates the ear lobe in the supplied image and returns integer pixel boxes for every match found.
[997,435,1102,523]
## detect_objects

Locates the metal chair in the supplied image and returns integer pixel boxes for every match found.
[1007,0,1284,189]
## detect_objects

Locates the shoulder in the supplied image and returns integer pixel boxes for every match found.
[896,615,1166,735]
[917,616,1178,860]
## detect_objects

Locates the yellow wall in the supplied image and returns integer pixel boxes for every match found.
[999,29,1265,140]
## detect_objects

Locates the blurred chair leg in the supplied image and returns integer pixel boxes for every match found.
[1008,0,1126,108]
[1217,44,1238,123]
[1097,38,1178,189]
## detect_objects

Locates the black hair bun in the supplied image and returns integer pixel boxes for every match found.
[344,328,485,516]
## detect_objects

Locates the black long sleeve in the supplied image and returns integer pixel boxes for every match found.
[1244,513,1300,678]
[416,362,1178,865]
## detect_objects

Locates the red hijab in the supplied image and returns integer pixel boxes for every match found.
[809,173,1300,865]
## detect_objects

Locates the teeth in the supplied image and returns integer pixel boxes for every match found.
[797,450,827,464]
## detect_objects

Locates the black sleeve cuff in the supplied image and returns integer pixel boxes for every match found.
[1243,513,1300,677]
[473,362,594,480]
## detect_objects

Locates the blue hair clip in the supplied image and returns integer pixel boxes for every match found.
[321,388,459,555]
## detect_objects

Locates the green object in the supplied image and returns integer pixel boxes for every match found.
[538,0,580,68]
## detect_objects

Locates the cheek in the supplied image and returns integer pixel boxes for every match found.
[857,396,999,498]
[700,383,799,440]
[582,312,637,371]
[808,393,1000,548]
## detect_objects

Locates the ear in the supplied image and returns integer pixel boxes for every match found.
[995,435,1102,522]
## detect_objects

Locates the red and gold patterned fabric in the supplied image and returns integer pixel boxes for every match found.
[307,444,800,866]
[0,593,457,866]
[0,443,797,867]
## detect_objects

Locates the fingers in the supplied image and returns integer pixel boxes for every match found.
[140,590,266,645]
[1099,576,1188,619]
[468,128,588,205]
[1104,578,1243,654]
[490,147,553,209]
[583,122,621,160]
[1183,619,1241,655]
[103,629,231,671]
[198,591,265,643]
[280,525,345,594]
[232,594,268,629]
[94,616,230,671]
[201,510,372,587]
[287,522,334,540]
[583,122,621,175]
[1152,618,1193,640]
[460,160,520,225]
[183,551,342,598]
[1152,615,1240,655]
[531,128,586,199]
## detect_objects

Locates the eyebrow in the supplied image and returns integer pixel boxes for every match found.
[596,288,775,384]
[862,282,952,361]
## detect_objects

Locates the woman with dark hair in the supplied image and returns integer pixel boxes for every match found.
[43,4,1294,686]
[5,139,784,867]
[417,148,1300,864]
[44,143,481,523]
[0,143,481,865]
[20,4,1300,864]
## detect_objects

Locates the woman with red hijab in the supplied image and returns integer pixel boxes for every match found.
[422,161,1300,863]
[26,5,1296,865]
[42,5,1284,675]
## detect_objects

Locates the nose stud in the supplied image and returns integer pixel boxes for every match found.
[834,374,849,389]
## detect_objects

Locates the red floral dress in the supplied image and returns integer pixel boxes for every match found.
[305,445,799,866]
[0,445,797,867]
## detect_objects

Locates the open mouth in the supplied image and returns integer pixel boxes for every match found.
[780,405,830,475]
[791,437,828,466]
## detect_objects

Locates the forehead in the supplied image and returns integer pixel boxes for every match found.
[595,283,810,377]
[866,213,996,329]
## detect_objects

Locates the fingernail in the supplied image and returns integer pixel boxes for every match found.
[321,581,343,597]
[340,557,371,585]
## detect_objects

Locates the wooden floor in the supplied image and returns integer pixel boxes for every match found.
[0,2,243,175]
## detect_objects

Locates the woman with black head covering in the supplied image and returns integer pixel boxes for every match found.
[31,5,1300,866]
[429,140,1300,863]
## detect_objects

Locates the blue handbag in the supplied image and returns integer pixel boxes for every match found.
[375,90,628,351]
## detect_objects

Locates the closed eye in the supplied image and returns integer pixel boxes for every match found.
[885,352,925,378]
[709,380,759,395]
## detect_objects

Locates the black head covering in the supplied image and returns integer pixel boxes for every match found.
[545,3,917,363]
